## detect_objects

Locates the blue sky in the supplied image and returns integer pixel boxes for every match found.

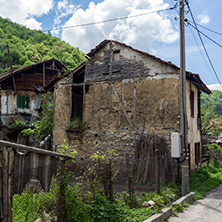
[0,0,222,89]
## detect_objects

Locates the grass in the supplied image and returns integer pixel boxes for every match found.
[190,162,222,199]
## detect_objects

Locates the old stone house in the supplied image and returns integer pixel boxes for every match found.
[0,58,67,142]
[50,40,211,172]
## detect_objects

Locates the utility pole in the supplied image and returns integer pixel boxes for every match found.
[180,0,189,195]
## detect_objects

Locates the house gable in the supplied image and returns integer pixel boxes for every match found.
[85,40,178,83]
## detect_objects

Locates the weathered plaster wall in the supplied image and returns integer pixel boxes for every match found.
[186,81,201,171]
[53,76,180,159]
[53,76,72,146]
[0,89,40,127]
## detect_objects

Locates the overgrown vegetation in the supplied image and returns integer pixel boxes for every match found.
[0,17,86,74]
[201,90,222,136]
[12,150,180,222]
[22,92,54,147]
[12,143,222,221]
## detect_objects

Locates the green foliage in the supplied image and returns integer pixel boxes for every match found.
[59,139,78,159]
[0,17,86,74]
[201,90,222,136]
[12,178,58,222]
[190,163,222,199]
[9,120,26,128]
[206,143,222,166]
[68,117,85,131]
[22,92,54,147]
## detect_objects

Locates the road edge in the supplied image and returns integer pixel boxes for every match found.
[143,192,195,222]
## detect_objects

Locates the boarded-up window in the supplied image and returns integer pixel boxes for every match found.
[113,50,120,62]
[18,95,30,109]
[190,91,194,118]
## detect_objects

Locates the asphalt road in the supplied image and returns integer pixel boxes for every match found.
[168,185,222,222]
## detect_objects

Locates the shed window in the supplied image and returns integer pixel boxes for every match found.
[190,91,194,118]
[18,95,30,109]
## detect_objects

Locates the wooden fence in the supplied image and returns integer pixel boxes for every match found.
[0,140,70,222]
[134,134,176,193]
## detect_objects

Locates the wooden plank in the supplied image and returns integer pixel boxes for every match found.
[43,62,46,86]
[92,84,95,112]
[0,140,70,159]
[83,83,86,123]
[109,87,112,112]
[133,80,137,128]
[85,84,111,126]
[12,76,17,92]
[2,146,8,222]
[118,81,124,127]
[99,83,103,127]
[8,148,14,222]
[111,84,133,128]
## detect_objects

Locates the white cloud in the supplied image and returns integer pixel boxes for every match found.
[198,12,210,25]
[23,17,42,30]
[0,0,53,29]
[61,0,179,53]
[54,0,79,27]
[207,84,222,91]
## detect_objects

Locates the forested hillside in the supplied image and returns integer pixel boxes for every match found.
[201,90,222,136]
[0,17,86,73]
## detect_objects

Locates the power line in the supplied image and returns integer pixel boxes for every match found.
[43,7,175,33]
[185,0,222,87]
[188,22,222,49]
[188,25,217,84]
[188,20,222,37]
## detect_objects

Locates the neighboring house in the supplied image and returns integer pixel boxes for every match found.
[0,58,67,143]
[50,40,211,172]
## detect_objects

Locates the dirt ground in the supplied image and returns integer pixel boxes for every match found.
[168,185,222,222]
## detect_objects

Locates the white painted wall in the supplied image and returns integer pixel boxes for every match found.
[186,81,201,170]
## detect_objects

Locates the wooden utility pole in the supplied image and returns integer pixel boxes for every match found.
[180,0,189,195]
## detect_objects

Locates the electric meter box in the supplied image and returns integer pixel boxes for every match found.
[171,132,181,158]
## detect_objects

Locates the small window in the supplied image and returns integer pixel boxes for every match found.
[113,50,120,61]
[18,95,30,109]
[190,91,194,118]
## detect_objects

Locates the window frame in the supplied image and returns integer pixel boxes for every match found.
[17,95,30,109]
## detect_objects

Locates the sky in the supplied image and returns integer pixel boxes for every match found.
[0,0,222,89]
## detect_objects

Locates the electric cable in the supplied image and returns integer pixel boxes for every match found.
[43,7,175,33]
[189,20,222,37]
[188,22,222,49]
[185,0,222,88]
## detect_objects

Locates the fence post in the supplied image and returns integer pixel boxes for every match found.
[57,159,66,222]
[155,137,161,194]
[2,146,8,222]
[8,148,15,222]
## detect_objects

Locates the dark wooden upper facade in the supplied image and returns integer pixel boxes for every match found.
[0,59,67,91]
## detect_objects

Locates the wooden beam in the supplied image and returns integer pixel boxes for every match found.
[2,146,8,221]
[133,80,137,128]
[83,83,85,123]
[92,84,95,112]
[109,87,112,112]
[8,148,14,222]
[12,76,17,92]
[0,140,70,159]
[43,62,46,86]
[99,83,103,126]
[111,84,133,128]
[85,84,111,127]
[118,81,124,127]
